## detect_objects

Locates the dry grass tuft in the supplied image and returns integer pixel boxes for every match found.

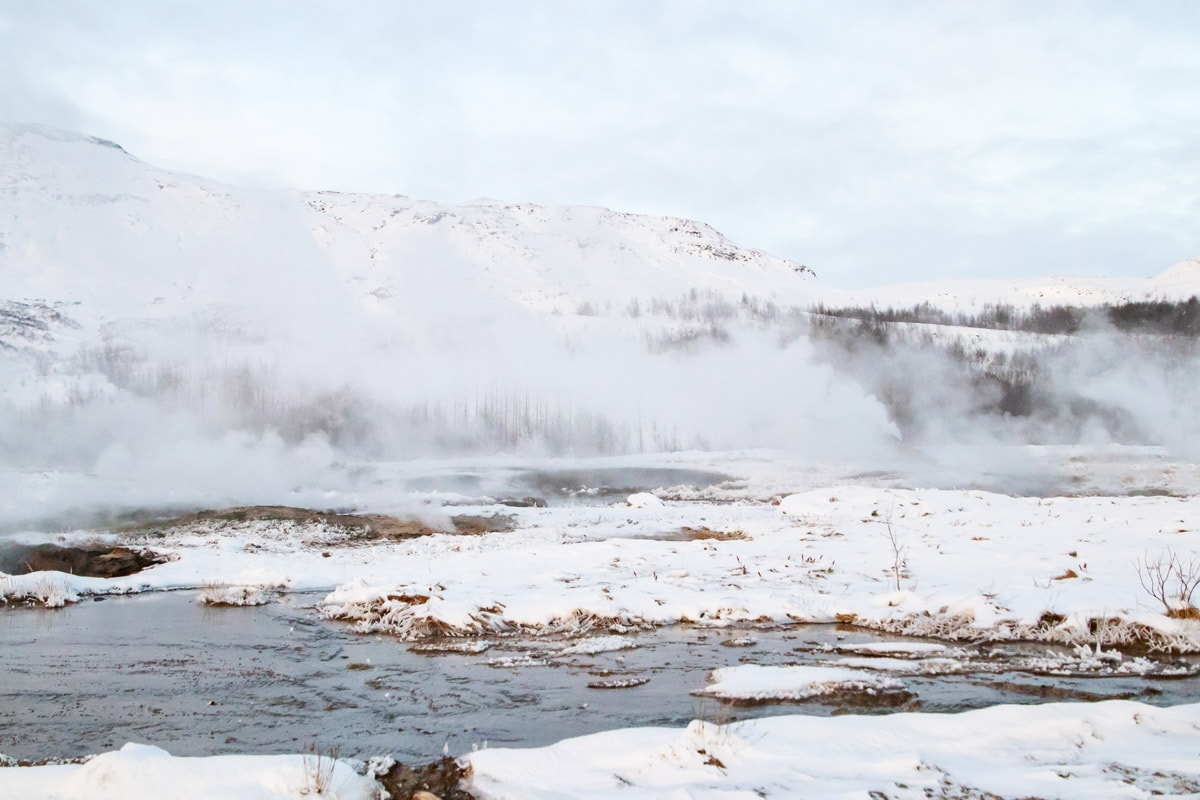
[679,526,748,541]
[300,743,338,796]
[1168,606,1200,621]
[122,505,514,543]
[1136,551,1200,619]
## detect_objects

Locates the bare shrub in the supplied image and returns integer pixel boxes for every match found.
[1136,551,1200,619]
[884,514,907,592]
[300,743,339,796]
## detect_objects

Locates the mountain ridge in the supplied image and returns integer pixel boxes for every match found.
[3,122,1196,326]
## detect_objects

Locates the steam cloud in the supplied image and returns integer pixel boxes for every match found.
[2,126,1197,529]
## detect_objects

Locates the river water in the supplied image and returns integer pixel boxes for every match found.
[3,591,1197,762]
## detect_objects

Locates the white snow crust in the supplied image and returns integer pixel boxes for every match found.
[6,461,1200,651]
[0,742,378,800]
[697,664,905,701]
[463,701,1200,799]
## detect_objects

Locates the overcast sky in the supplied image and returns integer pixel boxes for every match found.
[2,1,1198,287]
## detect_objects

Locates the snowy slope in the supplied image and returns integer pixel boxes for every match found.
[845,258,1200,311]
[0,123,818,338]
[7,122,1194,342]
[301,192,819,319]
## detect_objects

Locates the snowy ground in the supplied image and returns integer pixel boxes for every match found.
[8,701,1200,799]
[5,446,1200,797]
[464,700,1200,800]
[0,744,380,800]
[4,447,1200,651]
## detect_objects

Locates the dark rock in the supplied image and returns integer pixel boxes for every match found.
[376,756,475,800]
[0,543,167,578]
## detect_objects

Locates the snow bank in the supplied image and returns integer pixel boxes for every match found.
[314,485,1200,649]
[196,584,276,606]
[696,663,905,701]
[465,701,1200,799]
[625,492,664,508]
[0,572,80,607]
[0,743,379,800]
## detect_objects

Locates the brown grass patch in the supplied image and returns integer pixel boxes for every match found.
[0,543,168,578]
[122,505,514,541]
[450,514,516,535]
[1167,606,1200,620]
[680,526,747,541]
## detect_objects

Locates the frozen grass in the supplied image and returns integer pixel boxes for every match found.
[0,574,78,608]
[197,582,276,607]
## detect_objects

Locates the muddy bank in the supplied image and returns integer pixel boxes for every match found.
[376,756,474,800]
[122,505,514,540]
[0,543,166,578]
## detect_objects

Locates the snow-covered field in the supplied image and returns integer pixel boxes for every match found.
[464,700,1200,800]
[0,744,381,800]
[5,448,1200,651]
[5,449,1200,795]
[8,701,1200,799]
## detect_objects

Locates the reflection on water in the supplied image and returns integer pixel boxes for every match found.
[1,592,1195,761]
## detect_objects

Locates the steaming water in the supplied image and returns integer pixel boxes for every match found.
[2,593,1195,762]
[398,466,734,505]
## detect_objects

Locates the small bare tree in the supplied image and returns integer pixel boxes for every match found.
[883,508,907,592]
[1136,551,1200,620]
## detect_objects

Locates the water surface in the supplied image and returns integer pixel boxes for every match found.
[1,593,1193,761]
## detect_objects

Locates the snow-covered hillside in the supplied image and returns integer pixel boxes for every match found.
[6,122,1194,353]
[846,258,1200,311]
[0,123,816,333]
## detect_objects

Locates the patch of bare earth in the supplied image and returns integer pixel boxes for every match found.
[375,757,476,800]
[679,526,747,541]
[122,506,514,542]
[0,543,168,578]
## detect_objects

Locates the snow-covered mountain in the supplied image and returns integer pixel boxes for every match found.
[6,122,1193,345]
[847,259,1200,312]
[1,124,816,339]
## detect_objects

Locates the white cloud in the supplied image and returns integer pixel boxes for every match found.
[1,0,1197,286]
